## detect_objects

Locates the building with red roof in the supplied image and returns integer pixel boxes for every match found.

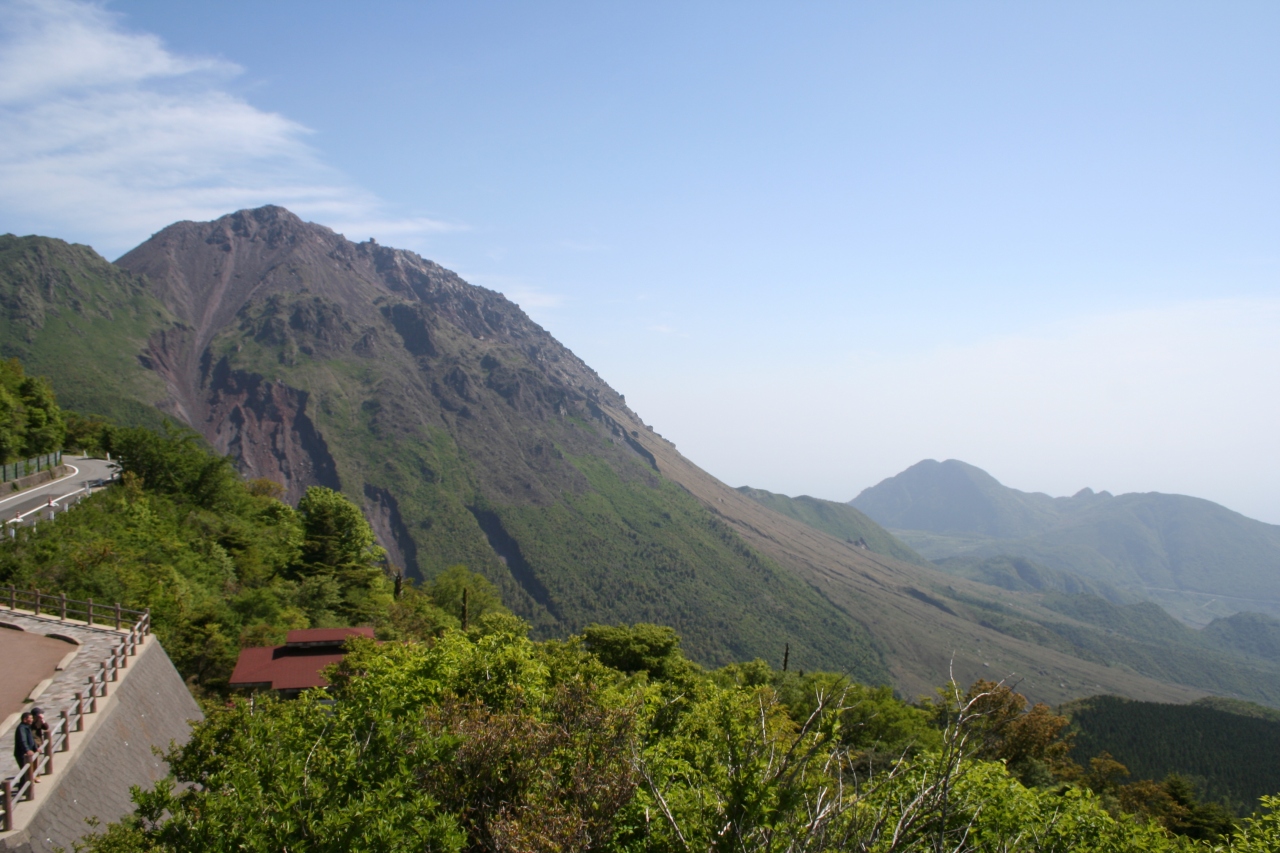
[229,626,375,697]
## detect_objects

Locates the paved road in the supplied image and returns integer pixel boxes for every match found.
[1,456,118,530]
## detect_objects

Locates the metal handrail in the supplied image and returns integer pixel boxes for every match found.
[2,587,148,630]
[1,615,150,830]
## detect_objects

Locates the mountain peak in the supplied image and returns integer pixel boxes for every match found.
[851,459,1059,538]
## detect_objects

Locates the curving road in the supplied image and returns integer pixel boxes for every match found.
[1,456,118,529]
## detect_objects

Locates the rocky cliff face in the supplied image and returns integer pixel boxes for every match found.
[116,205,653,524]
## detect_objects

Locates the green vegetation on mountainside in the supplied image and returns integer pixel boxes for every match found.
[1203,611,1280,663]
[81,624,1280,852]
[932,554,1133,602]
[932,588,1280,706]
[204,320,886,678]
[1066,695,1280,814]
[736,485,927,565]
[0,235,171,429]
[0,420,489,693]
[492,460,887,678]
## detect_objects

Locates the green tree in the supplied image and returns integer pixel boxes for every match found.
[295,486,390,623]
[583,622,697,683]
[17,374,65,455]
[0,381,24,462]
[111,423,239,509]
[427,564,504,628]
[0,358,69,461]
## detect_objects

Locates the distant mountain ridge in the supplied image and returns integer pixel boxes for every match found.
[851,459,1280,621]
[850,459,1113,539]
[735,486,927,565]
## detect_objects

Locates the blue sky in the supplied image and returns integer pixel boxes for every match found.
[2,1,1278,521]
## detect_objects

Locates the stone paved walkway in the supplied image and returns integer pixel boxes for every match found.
[0,608,135,782]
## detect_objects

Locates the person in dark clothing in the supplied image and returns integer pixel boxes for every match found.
[13,711,38,786]
[30,707,49,751]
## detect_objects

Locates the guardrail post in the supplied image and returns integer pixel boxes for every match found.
[75,692,84,730]
[59,592,66,621]
[89,678,98,712]
[87,598,93,626]
[119,643,128,669]
[100,662,109,693]
[33,588,40,616]
[43,733,53,775]
[114,602,121,630]
[6,585,12,610]
[60,711,70,751]
[2,779,11,831]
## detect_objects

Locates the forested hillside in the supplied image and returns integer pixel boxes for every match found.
[73,625,1280,852]
[1066,695,1280,814]
[736,486,927,564]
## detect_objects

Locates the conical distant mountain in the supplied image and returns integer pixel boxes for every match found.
[8,207,1280,708]
[852,459,1280,619]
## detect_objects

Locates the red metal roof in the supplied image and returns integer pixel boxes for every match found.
[229,645,346,691]
[285,626,376,646]
[230,627,376,691]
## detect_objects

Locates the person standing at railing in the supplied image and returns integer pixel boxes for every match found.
[13,711,38,786]
[30,707,49,752]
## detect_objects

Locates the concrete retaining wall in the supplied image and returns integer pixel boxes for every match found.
[2,641,202,853]
[3,467,71,495]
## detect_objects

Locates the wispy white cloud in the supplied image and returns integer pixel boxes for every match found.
[0,0,458,257]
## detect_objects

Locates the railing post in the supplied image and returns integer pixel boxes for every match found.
[89,678,98,712]
[114,602,121,630]
[60,710,70,751]
[43,733,53,775]
[119,643,128,669]
[59,592,66,621]
[100,662,109,693]
[33,588,40,616]
[75,692,85,730]
[87,598,93,626]
[6,584,12,610]
[2,779,11,831]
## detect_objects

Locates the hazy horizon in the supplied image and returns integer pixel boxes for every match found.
[2,1,1277,523]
